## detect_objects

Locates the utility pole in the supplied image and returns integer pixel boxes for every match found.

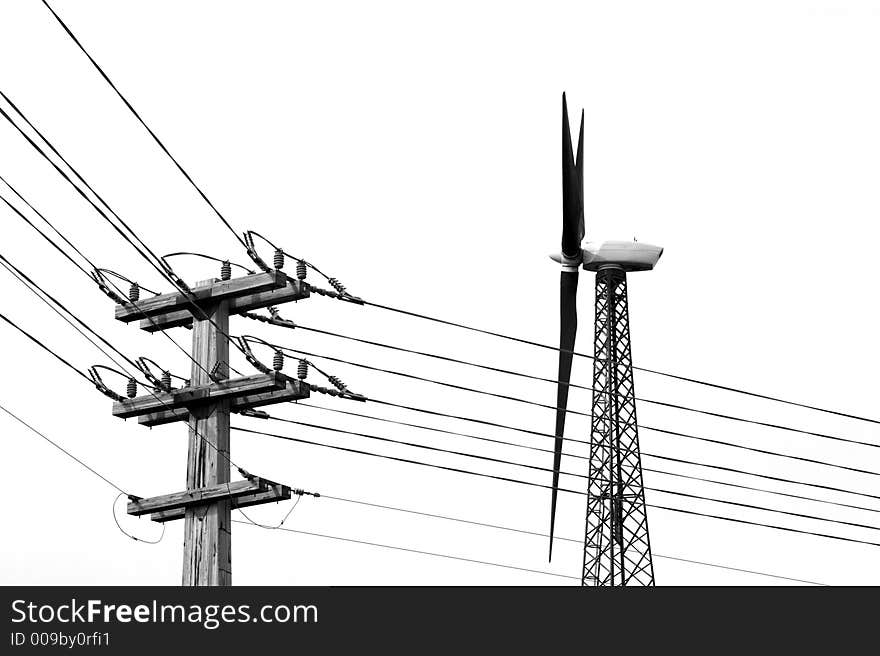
[108,267,310,586]
[182,284,231,585]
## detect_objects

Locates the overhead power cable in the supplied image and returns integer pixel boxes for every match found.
[641,452,880,505]
[642,468,880,515]
[0,396,849,582]
[0,182,214,380]
[13,9,871,433]
[373,396,589,443]
[0,92,253,375]
[338,392,880,480]
[253,414,880,533]
[307,297,880,427]
[0,400,163,543]
[0,252,140,372]
[0,312,92,384]
[0,93,178,292]
[649,503,880,549]
[163,252,254,275]
[233,426,880,547]
[0,401,127,495]
[297,400,569,458]
[262,339,880,450]
[0,174,99,272]
[645,486,880,533]
[0,250,254,480]
[269,407,880,514]
[41,0,250,252]
[650,554,825,586]
[641,424,880,479]
[233,520,578,581]
[40,0,877,432]
[262,413,589,481]
[318,494,828,585]
[298,401,880,506]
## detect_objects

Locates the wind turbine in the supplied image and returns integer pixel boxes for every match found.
[548,93,663,586]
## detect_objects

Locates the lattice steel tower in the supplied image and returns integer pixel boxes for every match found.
[548,93,663,586]
[581,267,653,585]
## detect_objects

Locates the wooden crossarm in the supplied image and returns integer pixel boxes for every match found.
[112,372,286,419]
[137,379,310,426]
[114,271,287,323]
[138,279,309,332]
[127,478,268,516]
[149,483,292,522]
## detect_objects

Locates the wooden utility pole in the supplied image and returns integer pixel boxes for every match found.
[182,285,231,585]
[110,269,311,586]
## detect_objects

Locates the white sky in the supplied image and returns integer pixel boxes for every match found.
[1,0,879,586]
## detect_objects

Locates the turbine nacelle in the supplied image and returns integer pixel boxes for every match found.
[549,240,664,273]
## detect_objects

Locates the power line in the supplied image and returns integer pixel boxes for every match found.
[650,503,880,550]
[0,172,224,382]
[645,486,880,533]
[317,494,828,585]
[255,414,880,534]
[0,398,163,544]
[233,520,579,581]
[0,249,255,480]
[0,401,128,495]
[0,93,177,292]
[352,393,880,480]
[0,312,92,384]
[0,91,254,375]
[235,425,586,494]
[0,174,100,272]
[42,0,875,436]
[0,252,141,372]
[262,338,880,450]
[298,400,569,458]
[262,315,880,441]
[641,424,880,479]
[335,300,880,427]
[642,467,880,515]
[262,413,590,481]
[233,425,880,548]
[381,391,880,479]
[370,397,590,445]
[299,400,880,505]
[0,391,853,582]
[2,181,380,558]
[642,452,880,506]
[639,554,826,586]
[0,259,150,401]
[272,407,880,515]
[251,313,588,387]
[41,0,250,252]
[0,396,833,585]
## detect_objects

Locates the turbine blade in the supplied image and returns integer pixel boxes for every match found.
[550,268,579,560]
[576,109,585,243]
[561,94,582,257]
